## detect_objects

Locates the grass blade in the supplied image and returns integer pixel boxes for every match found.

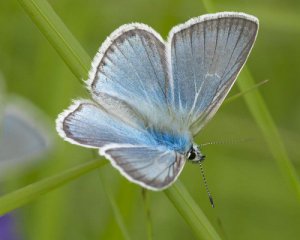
[99,172,132,240]
[238,69,300,200]
[0,159,107,216]
[142,189,153,240]
[224,79,268,105]
[164,181,222,240]
[200,0,300,202]
[17,0,91,81]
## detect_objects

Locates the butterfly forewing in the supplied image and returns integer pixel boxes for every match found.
[87,24,170,125]
[168,13,258,135]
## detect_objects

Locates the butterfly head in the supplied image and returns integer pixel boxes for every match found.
[186,144,205,163]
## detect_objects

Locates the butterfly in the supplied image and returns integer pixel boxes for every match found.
[0,96,52,179]
[56,12,258,191]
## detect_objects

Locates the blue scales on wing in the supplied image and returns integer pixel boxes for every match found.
[57,100,188,190]
[57,100,156,148]
[168,13,258,135]
[87,24,172,131]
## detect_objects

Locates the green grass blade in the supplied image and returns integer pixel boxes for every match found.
[17,0,91,81]
[164,181,222,240]
[141,190,153,240]
[238,69,300,200]
[200,0,300,202]
[0,159,107,216]
[99,172,132,240]
[224,79,268,105]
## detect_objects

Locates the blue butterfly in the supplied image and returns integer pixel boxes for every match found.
[56,12,258,191]
[0,96,52,179]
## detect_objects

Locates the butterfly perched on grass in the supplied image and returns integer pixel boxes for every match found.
[56,12,258,192]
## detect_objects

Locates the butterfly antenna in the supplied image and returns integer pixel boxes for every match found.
[200,137,253,147]
[199,161,214,208]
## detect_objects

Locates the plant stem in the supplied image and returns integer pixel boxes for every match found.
[17,0,91,81]
[164,181,222,240]
[0,159,107,216]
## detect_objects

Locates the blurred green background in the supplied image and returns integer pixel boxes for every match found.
[0,0,300,239]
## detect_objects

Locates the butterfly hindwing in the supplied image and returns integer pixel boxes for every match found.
[167,12,258,135]
[102,144,185,190]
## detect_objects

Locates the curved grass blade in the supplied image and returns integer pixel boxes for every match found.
[17,0,91,81]
[99,171,132,240]
[0,159,107,216]
[238,69,300,201]
[142,189,153,240]
[200,0,300,202]
[164,181,222,240]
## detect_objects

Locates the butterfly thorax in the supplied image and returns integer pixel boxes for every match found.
[148,127,205,162]
[140,104,198,155]
[147,127,191,154]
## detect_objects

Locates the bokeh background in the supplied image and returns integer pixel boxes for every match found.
[0,0,300,239]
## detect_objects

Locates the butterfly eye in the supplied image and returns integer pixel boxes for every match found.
[188,149,196,160]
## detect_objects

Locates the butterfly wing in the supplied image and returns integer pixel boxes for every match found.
[0,99,52,178]
[0,111,47,163]
[102,144,185,190]
[167,12,258,135]
[56,100,155,148]
[87,24,171,127]
[57,101,186,190]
